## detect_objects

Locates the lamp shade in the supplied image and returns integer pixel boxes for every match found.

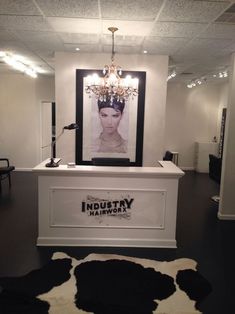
[63,123,79,130]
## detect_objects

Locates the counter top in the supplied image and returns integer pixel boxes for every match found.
[33,159,184,178]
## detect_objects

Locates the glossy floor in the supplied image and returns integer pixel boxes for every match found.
[0,171,234,314]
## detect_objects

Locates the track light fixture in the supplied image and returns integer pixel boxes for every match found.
[0,51,38,78]
[213,71,228,79]
[187,69,229,88]
[167,70,176,81]
[187,77,207,89]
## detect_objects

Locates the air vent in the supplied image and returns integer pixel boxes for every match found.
[181,72,193,75]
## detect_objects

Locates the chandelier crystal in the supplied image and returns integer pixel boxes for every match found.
[85,27,138,104]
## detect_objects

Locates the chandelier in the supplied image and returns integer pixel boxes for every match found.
[85,27,139,104]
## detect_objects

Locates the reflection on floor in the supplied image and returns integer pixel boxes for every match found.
[0,171,235,313]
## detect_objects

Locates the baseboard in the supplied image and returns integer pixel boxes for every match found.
[37,237,177,248]
[217,212,235,220]
[180,167,195,171]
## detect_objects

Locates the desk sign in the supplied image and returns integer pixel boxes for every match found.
[50,188,166,229]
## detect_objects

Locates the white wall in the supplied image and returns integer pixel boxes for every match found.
[0,73,55,169]
[55,52,168,166]
[165,81,228,169]
[0,57,228,170]
[219,53,235,219]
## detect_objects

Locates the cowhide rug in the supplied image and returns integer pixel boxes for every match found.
[0,252,212,314]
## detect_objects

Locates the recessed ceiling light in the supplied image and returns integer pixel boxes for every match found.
[75,47,80,51]
[143,50,148,54]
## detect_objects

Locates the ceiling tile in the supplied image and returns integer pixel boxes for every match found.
[199,23,235,38]
[9,30,63,51]
[0,29,17,41]
[150,21,207,37]
[0,40,30,53]
[103,44,141,54]
[171,53,224,66]
[34,49,55,62]
[13,30,61,43]
[171,38,233,69]
[158,0,230,23]
[59,33,100,44]
[0,15,53,32]
[102,34,144,46]
[26,40,64,51]
[102,20,154,36]
[0,0,41,15]
[64,43,102,53]
[227,14,235,22]
[177,37,233,55]
[0,0,234,80]
[63,43,84,52]
[212,41,235,57]
[215,12,234,22]
[100,0,164,20]
[143,37,188,54]
[35,0,99,18]
[184,64,217,75]
[47,17,101,33]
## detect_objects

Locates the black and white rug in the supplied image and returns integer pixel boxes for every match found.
[0,252,212,314]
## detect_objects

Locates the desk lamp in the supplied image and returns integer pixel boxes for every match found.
[44,123,79,168]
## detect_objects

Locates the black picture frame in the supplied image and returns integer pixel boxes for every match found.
[75,69,146,166]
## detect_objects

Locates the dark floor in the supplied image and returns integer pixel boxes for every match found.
[0,170,235,314]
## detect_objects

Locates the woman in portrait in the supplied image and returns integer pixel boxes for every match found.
[92,97,127,153]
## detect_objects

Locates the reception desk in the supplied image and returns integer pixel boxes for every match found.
[33,160,184,248]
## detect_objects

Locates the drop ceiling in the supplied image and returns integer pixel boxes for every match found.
[0,0,235,83]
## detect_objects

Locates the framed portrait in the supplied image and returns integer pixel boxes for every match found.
[75,69,146,166]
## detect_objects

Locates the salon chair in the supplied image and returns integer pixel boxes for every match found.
[92,157,130,166]
[163,151,173,161]
[0,158,15,192]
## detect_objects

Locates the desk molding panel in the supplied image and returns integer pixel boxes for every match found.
[33,161,184,248]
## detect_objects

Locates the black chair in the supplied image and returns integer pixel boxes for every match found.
[92,158,130,166]
[163,151,173,161]
[0,158,15,191]
[209,154,222,203]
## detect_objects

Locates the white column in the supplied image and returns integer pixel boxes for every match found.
[218,53,235,220]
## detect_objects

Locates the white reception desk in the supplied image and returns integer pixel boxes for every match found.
[33,160,184,248]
